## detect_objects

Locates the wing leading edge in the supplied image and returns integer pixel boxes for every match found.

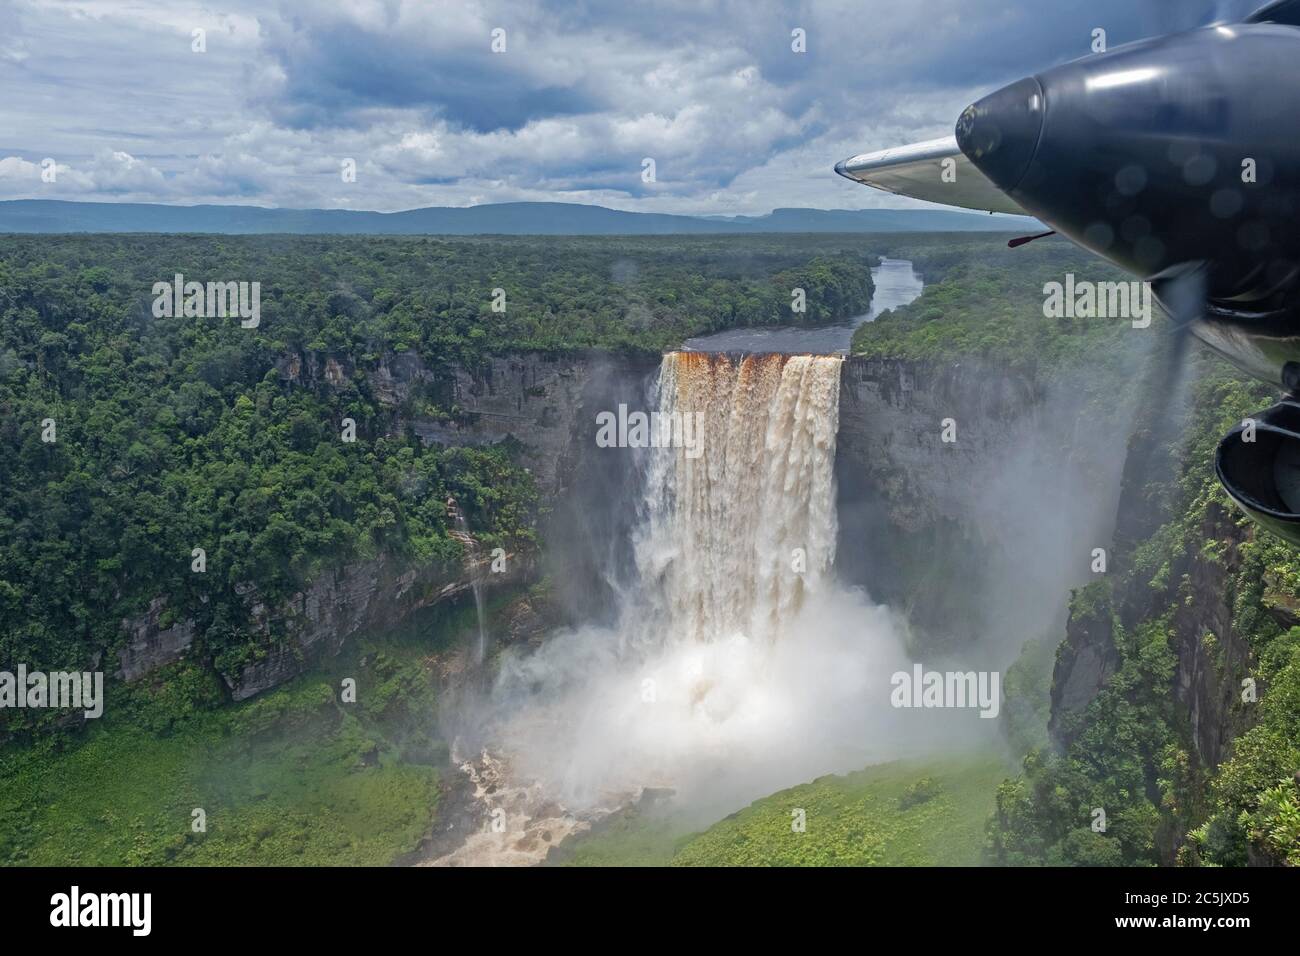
[834,135,1029,216]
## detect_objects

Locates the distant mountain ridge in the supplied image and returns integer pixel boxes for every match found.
[0,199,1039,235]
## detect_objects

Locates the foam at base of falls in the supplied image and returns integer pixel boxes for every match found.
[447,350,952,857]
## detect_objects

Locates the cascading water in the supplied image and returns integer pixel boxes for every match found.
[637,352,844,646]
[448,505,489,665]
[428,350,913,865]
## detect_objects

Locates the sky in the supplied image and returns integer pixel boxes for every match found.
[0,0,1261,215]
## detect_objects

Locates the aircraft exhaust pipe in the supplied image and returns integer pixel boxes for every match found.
[1216,398,1300,546]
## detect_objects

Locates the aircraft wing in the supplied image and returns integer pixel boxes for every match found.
[834,136,1030,216]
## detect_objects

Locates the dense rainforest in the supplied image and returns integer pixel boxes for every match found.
[985,360,1300,868]
[3,230,1297,868]
[0,233,875,741]
[852,235,1300,867]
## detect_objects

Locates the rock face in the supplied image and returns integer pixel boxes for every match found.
[1042,385,1261,811]
[1047,585,1120,744]
[370,352,437,406]
[278,345,656,498]
[224,557,449,700]
[836,356,1121,661]
[1048,490,1258,771]
[385,347,660,624]
[117,348,658,700]
[375,348,657,498]
[403,353,593,497]
[836,358,1028,644]
[115,552,533,700]
[837,358,1039,534]
[837,351,1268,861]
[223,553,531,701]
[1169,512,1255,770]
[118,598,199,681]
[276,347,587,494]
[126,343,1254,754]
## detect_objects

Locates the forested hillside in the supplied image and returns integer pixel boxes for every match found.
[7,230,1296,868]
[989,364,1300,867]
[852,234,1133,371]
[847,235,1300,866]
[0,233,874,738]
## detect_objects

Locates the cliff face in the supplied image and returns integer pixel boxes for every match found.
[223,554,533,700]
[122,344,1252,763]
[119,600,199,682]
[1167,503,1257,769]
[1047,587,1120,742]
[117,547,534,698]
[835,356,1122,662]
[119,349,657,699]
[397,351,615,498]
[1048,464,1259,772]
[837,358,1039,535]
[838,352,1259,776]
[837,358,1023,647]
[381,348,660,623]
[279,348,651,497]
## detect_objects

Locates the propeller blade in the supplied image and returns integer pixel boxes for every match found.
[1007,230,1056,249]
[1146,267,1210,438]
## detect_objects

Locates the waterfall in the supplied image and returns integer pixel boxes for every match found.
[440,345,909,856]
[636,351,844,646]
[450,509,489,665]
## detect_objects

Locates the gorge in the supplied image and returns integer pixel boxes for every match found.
[102,304,1148,865]
[6,233,1292,868]
[429,350,925,864]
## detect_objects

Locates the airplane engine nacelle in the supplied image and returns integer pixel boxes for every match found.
[1216,399,1300,546]
[957,22,1300,311]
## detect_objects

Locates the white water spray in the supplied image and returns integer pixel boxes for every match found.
[432,352,930,864]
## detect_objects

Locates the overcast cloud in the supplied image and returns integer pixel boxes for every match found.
[0,0,1256,214]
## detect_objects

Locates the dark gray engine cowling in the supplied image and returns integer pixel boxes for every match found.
[957,22,1300,310]
[1216,398,1300,545]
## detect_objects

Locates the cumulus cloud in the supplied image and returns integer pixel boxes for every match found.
[0,0,1256,213]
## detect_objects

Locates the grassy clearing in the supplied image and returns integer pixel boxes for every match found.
[552,754,1009,867]
[0,601,483,866]
[673,755,1007,866]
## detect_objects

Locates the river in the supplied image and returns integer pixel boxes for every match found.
[681,257,923,354]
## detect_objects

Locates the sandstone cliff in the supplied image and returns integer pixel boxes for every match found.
[116,348,657,699]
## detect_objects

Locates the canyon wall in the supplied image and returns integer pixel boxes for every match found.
[837,355,1262,769]
[1048,444,1265,774]
[119,342,1260,789]
[835,357,1039,648]
[119,552,528,698]
[118,349,657,698]
[834,356,1131,668]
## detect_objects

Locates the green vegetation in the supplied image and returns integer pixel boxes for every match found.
[989,610,1184,866]
[1000,637,1056,759]
[0,613,453,866]
[10,228,1299,868]
[0,230,884,865]
[543,796,701,867]
[1187,563,1300,864]
[852,235,1131,371]
[0,233,873,737]
[840,233,1300,867]
[988,365,1300,866]
[551,756,1008,867]
[672,756,1006,866]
